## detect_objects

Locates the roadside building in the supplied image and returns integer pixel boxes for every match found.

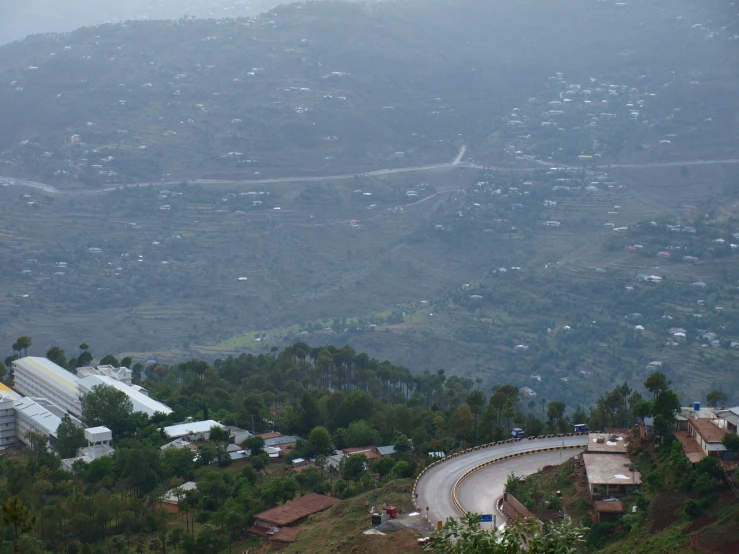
[676,404,717,430]
[583,453,641,499]
[587,432,629,454]
[687,418,729,460]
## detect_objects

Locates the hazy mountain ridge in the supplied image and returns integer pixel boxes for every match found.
[0,0,738,407]
[0,0,736,188]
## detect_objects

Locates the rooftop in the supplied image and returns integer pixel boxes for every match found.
[13,356,79,397]
[31,397,78,422]
[0,383,21,400]
[677,406,716,421]
[13,397,63,437]
[377,445,397,456]
[587,432,629,454]
[256,431,283,440]
[342,446,381,460]
[673,430,707,463]
[689,418,727,444]
[264,435,299,448]
[583,453,641,486]
[162,481,197,504]
[163,420,224,438]
[253,493,340,527]
[78,374,172,416]
[716,408,739,428]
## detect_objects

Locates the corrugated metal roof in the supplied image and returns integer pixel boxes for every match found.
[78,375,172,416]
[14,397,62,437]
[264,435,299,447]
[13,357,79,397]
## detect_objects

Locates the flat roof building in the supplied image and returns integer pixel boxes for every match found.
[78,375,172,417]
[688,418,728,459]
[12,357,81,416]
[583,453,641,499]
[61,426,114,472]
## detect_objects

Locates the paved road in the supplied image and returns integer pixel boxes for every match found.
[0,176,60,194]
[4,149,739,196]
[457,449,583,529]
[415,436,587,529]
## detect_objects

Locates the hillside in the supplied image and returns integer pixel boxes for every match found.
[1,0,739,406]
[0,0,737,187]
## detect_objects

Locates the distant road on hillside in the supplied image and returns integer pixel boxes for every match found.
[3,150,739,195]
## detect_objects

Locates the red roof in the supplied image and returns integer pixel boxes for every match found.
[254,494,340,527]
[256,431,282,440]
[689,418,727,443]
[342,446,381,460]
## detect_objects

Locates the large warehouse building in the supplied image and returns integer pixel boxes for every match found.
[12,357,82,416]
[77,374,172,417]
[11,356,172,420]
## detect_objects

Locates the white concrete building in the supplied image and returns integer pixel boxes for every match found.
[12,357,81,416]
[61,426,115,471]
[0,396,17,447]
[77,375,172,417]
[163,420,224,440]
[76,365,133,385]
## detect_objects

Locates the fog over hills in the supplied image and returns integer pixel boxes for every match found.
[0,0,376,44]
[0,0,738,407]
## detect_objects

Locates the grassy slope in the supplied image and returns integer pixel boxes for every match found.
[279,479,421,554]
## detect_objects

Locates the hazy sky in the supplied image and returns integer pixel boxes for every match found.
[0,0,289,44]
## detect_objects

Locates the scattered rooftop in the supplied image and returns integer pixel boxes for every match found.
[689,418,727,445]
[78,374,172,416]
[253,493,340,527]
[163,420,224,439]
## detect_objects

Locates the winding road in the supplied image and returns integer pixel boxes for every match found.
[415,436,587,529]
[3,146,739,196]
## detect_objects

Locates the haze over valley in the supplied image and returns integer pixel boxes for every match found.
[1,0,738,408]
